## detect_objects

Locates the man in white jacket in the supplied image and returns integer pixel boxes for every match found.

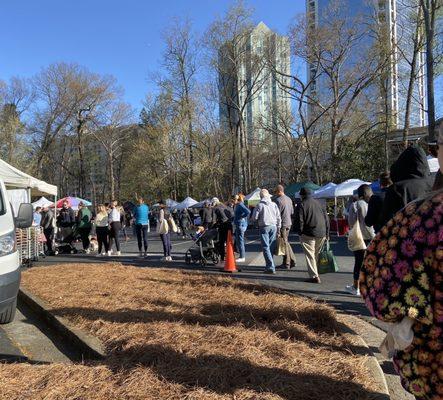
[251,189,281,274]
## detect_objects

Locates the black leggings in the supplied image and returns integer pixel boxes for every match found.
[135,224,148,251]
[109,222,121,252]
[96,226,109,253]
[78,227,91,251]
[353,241,370,281]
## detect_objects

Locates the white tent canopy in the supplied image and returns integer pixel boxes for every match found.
[165,198,179,208]
[32,196,54,209]
[312,183,337,199]
[193,198,212,208]
[313,179,371,199]
[0,159,57,196]
[427,155,439,173]
[245,187,261,201]
[175,197,198,210]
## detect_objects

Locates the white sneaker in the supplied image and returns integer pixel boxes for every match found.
[107,251,112,257]
[236,258,246,263]
[168,256,172,261]
[95,253,102,257]
[144,252,148,258]
[85,249,90,254]
[116,251,121,256]
[345,285,360,296]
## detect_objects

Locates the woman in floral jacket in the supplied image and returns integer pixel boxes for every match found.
[360,187,442,399]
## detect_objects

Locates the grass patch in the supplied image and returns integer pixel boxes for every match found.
[0,263,379,399]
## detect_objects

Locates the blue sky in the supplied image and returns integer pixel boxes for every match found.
[0,1,304,111]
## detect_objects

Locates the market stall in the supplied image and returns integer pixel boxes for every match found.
[0,159,57,265]
[175,197,198,210]
[287,181,321,198]
[244,187,261,207]
[32,196,54,209]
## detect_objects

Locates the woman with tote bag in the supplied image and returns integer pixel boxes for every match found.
[157,201,175,261]
[345,185,375,296]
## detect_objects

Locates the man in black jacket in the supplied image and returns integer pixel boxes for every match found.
[212,198,233,261]
[365,172,393,233]
[295,188,329,284]
[381,146,432,225]
[40,206,54,254]
[199,201,213,229]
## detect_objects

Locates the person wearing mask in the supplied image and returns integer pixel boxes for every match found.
[108,200,122,256]
[76,202,92,254]
[381,146,432,225]
[365,172,393,233]
[346,184,375,296]
[33,207,42,226]
[95,204,110,256]
[199,201,213,229]
[178,208,192,239]
[212,197,233,262]
[251,189,281,274]
[133,196,150,258]
[40,206,54,255]
[359,125,443,400]
[233,194,250,263]
[158,201,172,261]
[295,188,329,284]
[274,184,297,269]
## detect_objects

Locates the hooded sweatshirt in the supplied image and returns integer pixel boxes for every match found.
[252,196,281,229]
[381,146,432,225]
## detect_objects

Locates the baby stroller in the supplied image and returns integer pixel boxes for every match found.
[54,226,78,255]
[185,228,220,266]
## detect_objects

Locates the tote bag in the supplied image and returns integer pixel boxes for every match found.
[168,217,178,233]
[157,219,169,234]
[318,240,339,274]
[275,236,286,256]
[347,218,367,252]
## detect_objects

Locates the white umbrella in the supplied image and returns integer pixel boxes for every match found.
[32,196,54,209]
[175,197,198,210]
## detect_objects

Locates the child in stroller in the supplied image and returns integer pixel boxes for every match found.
[185,227,221,266]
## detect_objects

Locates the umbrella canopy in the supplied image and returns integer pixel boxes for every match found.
[286,181,321,198]
[32,196,54,209]
[175,197,198,210]
[54,196,92,210]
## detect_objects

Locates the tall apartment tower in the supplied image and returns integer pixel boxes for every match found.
[306,0,426,129]
[219,22,291,144]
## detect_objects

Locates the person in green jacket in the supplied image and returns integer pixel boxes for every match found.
[77,202,92,253]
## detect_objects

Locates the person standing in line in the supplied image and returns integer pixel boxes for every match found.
[133,196,150,258]
[76,202,92,254]
[233,194,250,263]
[108,200,122,256]
[95,204,110,256]
[40,206,54,255]
[178,208,192,239]
[158,202,172,261]
[346,184,375,295]
[365,172,393,233]
[33,207,42,226]
[251,189,281,274]
[200,201,213,229]
[295,188,329,284]
[274,185,297,269]
[212,197,234,262]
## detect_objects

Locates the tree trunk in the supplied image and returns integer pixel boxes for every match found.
[109,148,115,200]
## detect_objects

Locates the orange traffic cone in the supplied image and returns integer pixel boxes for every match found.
[221,230,239,273]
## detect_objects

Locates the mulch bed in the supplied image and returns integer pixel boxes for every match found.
[0,263,379,399]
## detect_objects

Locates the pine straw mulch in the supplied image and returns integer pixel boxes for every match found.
[0,263,380,400]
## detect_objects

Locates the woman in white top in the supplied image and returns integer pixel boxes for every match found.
[158,202,172,261]
[95,204,109,256]
[108,200,122,256]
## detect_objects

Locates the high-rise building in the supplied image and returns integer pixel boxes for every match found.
[218,22,291,144]
[306,0,426,129]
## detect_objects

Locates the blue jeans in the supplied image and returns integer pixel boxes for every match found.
[235,223,247,258]
[260,225,277,271]
[160,232,171,256]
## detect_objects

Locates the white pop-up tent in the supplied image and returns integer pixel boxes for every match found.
[312,183,337,199]
[245,187,261,202]
[165,198,179,209]
[193,198,212,209]
[32,196,54,209]
[0,159,57,197]
[175,197,198,210]
[314,179,371,199]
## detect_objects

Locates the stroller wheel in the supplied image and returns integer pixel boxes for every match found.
[200,258,206,267]
[212,254,220,266]
[185,253,191,265]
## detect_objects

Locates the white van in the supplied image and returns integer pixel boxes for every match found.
[0,179,33,323]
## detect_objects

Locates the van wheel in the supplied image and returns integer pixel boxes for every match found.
[0,299,17,324]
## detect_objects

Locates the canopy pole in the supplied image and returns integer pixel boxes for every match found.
[334,197,339,237]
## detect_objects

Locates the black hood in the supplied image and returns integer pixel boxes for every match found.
[390,146,430,183]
